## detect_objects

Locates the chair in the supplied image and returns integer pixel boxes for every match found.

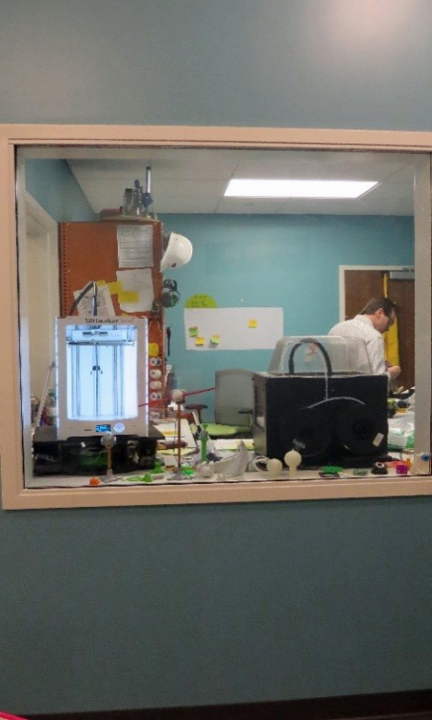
[201,369,254,438]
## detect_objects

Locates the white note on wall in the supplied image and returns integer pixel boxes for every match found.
[73,283,115,317]
[116,268,154,312]
[117,224,154,268]
[184,307,283,351]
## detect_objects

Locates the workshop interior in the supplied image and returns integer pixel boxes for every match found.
[18,145,424,488]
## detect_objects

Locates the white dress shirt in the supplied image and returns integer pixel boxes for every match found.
[328,314,387,375]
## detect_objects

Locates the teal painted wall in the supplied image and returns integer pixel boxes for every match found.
[0,0,431,715]
[161,214,413,420]
[1,0,432,131]
[2,499,432,713]
[26,160,96,222]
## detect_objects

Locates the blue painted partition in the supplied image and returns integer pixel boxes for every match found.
[2,497,432,714]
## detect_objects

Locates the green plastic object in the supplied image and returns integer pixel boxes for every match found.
[406,434,415,449]
[181,467,195,476]
[320,465,344,474]
[205,423,250,438]
[200,425,209,462]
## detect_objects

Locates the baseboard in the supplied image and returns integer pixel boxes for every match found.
[27,689,432,720]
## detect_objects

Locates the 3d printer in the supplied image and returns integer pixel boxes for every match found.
[253,336,389,467]
[33,316,162,475]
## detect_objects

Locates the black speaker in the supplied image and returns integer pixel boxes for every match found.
[253,372,388,467]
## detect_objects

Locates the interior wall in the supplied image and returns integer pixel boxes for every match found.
[1,0,432,715]
[26,160,96,222]
[26,226,58,400]
[1,0,432,131]
[161,213,413,419]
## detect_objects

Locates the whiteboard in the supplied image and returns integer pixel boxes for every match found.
[184,307,283,351]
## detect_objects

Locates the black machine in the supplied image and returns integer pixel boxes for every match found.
[253,338,389,468]
[33,425,163,476]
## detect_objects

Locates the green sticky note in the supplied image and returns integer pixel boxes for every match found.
[184,294,217,308]
[189,326,199,337]
[210,335,220,345]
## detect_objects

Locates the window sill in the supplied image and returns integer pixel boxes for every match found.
[6,473,432,509]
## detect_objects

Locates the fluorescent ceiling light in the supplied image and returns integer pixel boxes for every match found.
[224,179,379,199]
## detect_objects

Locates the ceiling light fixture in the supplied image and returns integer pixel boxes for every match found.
[224,179,379,199]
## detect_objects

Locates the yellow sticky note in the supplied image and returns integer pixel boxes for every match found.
[149,343,159,357]
[188,326,199,337]
[210,335,220,345]
[248,319,257,328]
[118,291,140,304]
[108,281,123,294]
[195,337,205,346]
[96,279,107,286]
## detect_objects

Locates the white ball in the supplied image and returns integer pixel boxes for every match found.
[197,462,215,478]
[171,389,186,404]
[284,449,302,467]
[266,458,283,477]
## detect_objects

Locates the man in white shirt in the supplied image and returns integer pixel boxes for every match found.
[328,297,401,381]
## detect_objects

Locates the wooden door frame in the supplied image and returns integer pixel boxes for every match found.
[339,265,414,322]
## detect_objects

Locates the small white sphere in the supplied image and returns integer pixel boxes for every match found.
[266,458,283,477]
[171,389,186,404]
[284,449,302,468]
[197,462,215,478]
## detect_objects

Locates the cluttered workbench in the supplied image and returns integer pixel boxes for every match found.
[28,406,428,489]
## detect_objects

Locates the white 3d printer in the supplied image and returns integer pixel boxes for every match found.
[55,315,148,440]
[33,315,162,475]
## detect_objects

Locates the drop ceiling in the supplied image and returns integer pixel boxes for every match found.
[27,146,419,216]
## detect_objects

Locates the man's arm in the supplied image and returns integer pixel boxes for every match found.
[368,337,401,379]
[367,336,401,379]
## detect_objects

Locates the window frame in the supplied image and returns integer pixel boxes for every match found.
[1,123,431,510]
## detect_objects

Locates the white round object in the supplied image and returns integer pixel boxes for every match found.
[284,449,302,467]
[171,389,186,404]
[266,458,283,477]
[197,462,215,478]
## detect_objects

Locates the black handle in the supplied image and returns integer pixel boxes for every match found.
[288,338,333,376]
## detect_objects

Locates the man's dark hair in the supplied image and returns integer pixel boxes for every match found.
[360,297,397,316]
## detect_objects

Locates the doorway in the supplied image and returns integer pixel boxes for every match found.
[342,266,414,389]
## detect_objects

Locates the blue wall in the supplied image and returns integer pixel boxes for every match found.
[3,498,432,713]
[1,0,432,715]
[26,160,96,222]
[1,0,432,131]
[162,214,413,420]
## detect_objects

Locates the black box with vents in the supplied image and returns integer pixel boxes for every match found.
[253,372,388,467]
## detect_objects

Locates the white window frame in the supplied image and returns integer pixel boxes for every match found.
[1,124,431,510]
